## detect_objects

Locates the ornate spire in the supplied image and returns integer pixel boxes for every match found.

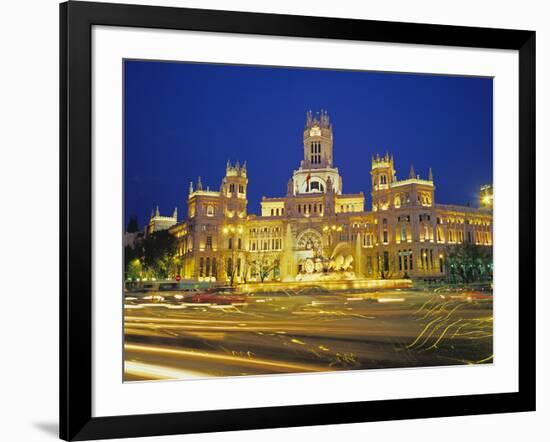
[197,176,203,191]
[306,110,313,128]
[155,206,160,217]
[409,164,416,179]
[428,167,433,182]
[172,207,178,220]
[326,176,334,193]
[189,181,194,194]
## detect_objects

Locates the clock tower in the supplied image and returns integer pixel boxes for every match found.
[290,110,342,195]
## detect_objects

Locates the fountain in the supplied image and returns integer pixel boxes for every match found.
[282,224,296,281]
[355,232,363,278]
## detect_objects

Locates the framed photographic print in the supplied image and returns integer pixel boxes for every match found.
[60,1,536,440]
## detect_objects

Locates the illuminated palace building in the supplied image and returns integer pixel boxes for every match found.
[148,110,493,283]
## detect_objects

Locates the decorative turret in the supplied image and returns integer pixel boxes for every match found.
[287,178,293,196]
[189,181,193,194]
[147,205,178,235]
[222,160,248,217]
[197,176,203,191]
[225,160,247,178]
[371,152,396,190]
[428,167,433,182]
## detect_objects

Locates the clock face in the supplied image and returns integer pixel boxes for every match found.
[309,127,321,137]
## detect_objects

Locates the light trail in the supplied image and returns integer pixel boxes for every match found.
[125,361,209,380]
[125,343,329,373]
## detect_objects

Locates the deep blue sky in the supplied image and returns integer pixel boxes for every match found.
[124,60,492,228]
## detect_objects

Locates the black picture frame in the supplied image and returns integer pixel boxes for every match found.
[60,1,536,440]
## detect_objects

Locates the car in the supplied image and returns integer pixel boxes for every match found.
[183,289,247,305]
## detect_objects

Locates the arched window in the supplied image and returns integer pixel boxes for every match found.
[207,205,214,216]
[380,175,387,185]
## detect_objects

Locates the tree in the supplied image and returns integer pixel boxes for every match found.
[446,243,492,283]
[247,253,280,283]
[126,258,142,280]
[141,230,178,279]
[126,215,139,233]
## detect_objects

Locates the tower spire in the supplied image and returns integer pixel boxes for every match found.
[155,206,160,217]
[197,176,203,191]
[172,207,178,220]
[428,167,433,182]
[409,164,416,179]
[189,181,194,194]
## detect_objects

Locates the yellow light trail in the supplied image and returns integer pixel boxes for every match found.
[124,343,328,373]
[125,361,209,380]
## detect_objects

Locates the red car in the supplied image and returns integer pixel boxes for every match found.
[184,289,247,305]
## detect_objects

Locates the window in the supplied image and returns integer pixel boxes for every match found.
[366,256,373,275]
[310,142,321,164]
[237,238,242,250]
[229,184,235,193]
[207,205,214,216]
[238,184,244,193]
[401,226,407,242]
[199,257,204,277]
[205,236,212,250]
[212,258,217,277]
[205,257,210,276]
[383,251,389,272]
[380,175,387,185]
[228,238,233,249]
[383,231,388,244]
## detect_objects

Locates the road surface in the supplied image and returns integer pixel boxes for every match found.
[124,286,493,381]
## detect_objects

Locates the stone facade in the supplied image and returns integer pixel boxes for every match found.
[151,110,492,283]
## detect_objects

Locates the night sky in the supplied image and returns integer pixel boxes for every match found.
[124,60,493,228]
